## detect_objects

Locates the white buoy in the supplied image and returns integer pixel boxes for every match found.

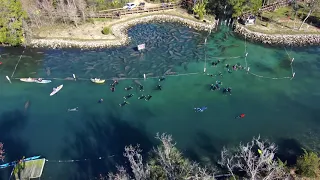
[6,76,11,84]
[73,74,76,81]
[291,72,296,80]
[204,67,206,73]
[247,67,250,72]
[143,74,146,79]
[204,38,207,44]
[245,53,248,57]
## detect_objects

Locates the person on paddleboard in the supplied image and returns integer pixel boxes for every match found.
[235,113,245,119]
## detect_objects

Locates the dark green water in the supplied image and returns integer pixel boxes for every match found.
[0,23,320,179]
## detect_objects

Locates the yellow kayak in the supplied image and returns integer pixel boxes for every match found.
[91,78,105,84]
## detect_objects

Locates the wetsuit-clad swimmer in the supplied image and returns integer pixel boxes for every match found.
[215,83,220,90]
[226,64,230,68]
[218,72,223,77]
[68,107,79,112]
[145,95,152,101]
[125,86,133,91]
[227,87,232,95]
[194,106,207,112]
[119,101,129,107]
[156,85,162,90]
[210,84,215,91]
[98,99,104,103]
[138,95,145,99]
[139,85,144,91]
[223,87,232,95]
[235,113,245,119]
[110,86,115,92]
[124,94,134,99]
[216,80,222,85]
[159,76,166,81]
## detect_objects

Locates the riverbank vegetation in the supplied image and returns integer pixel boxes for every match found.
[0,0,319,46]
[105,133,320,180]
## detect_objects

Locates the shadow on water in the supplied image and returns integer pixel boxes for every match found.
[185,132,228,167]
[276,138,304,166]
[0,110,29,179]
[60,112,154,180]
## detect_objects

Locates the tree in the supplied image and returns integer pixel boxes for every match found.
[193,0,208,20]
[108,133,215,180]
[249,0,262,15]
[227,0,246,18]
[0,142,4,161]
[0,0,27,45]
[219,135,289,180]
[298,0,320,30]
[296,149,320,178]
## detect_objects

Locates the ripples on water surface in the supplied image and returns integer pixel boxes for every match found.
[0,23,320,179]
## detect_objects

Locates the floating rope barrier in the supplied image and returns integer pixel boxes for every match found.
[243,33,295,80]
[11,50,25,78]
[12,72,202,82]
[45,155,115,163]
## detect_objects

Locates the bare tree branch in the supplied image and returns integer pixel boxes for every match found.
[108,166,130,180]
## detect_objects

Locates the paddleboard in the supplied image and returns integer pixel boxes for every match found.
[50,84,63,96]
[35,80,51,84]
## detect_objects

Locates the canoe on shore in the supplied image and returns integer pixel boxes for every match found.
[91,78,105,84]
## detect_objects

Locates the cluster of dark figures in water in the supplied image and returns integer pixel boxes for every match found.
[97,76,166,107]
[207,60,245,95]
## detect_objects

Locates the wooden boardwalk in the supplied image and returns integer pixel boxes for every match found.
[94,3,180,19]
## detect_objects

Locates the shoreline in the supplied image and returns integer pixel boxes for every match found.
[29,14,216,49]
[233,24,320,46]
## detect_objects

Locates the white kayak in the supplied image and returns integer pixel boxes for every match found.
[50,84,63,96]
[20,78,36,83]
[35,79,51,84]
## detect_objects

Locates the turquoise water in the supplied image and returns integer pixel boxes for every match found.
[0,23,320,179]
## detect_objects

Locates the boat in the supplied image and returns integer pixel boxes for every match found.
[90,78,105,84]
[0,155,41,169]
[35,78,51,84]
[20,78,36,83]
[50,84,63,96]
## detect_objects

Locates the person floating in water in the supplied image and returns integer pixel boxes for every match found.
[226,64,230,69]
[110,80,119,87]
[216,80,222,85]
[210,84,215,91]
[124,94,134,99]
[110,86,115,92]
[145,95,152,101]
[194,106,207,112]
[218,72,223,77]
[156,84,162,90]
[98,99,104,103]
[223,87,232,95]
[138,95,145,99]
[235,113,245,119]
[68,107,79,112]
[139,85,144,91]
[125,86,133,91]
[119,101,129,107]
[159,76,166,82]
[207,73,214,77]
[227,87,232,95]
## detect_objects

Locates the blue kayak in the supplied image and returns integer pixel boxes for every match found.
[194,106,207,112]
[0,155,41,169]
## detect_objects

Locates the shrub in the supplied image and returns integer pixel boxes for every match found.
[296,149,320,178]
[102,27,111,35]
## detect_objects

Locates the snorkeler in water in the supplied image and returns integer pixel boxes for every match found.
[145,95,152,101]
[159,76,166,82]
[98,98,104,103]
[216,80,222,85]
[215,84,220,90]
[227,87,232,95]
[119,101,129,107]
[139,85,144,91]
[210,84,215,91]
[110,86,115,92]
[222,88,227,94]
[110,80,119,87]
[138,95,145,99]
[124,94,134,99]
[125,86,133,91]
[218,72,223,77]
[156,84,162,90]
[235,113,245,119]
[226,64,230,68]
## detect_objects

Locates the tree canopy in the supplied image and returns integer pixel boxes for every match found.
[0,0,27,46]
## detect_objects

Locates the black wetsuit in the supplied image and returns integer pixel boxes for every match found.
[125,86,133,91]
[156,85,162,90]
[138,95,145,99]
[119,101,128,107]
[145,95,152,101]
[124,94,134,99]
[139,85,144,91]
[159,77,165,81]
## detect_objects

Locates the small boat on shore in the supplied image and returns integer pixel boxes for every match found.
[91,78,105,84]
[50,84,63,96]
[20,78,36,83]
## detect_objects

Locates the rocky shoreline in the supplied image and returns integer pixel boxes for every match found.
[30,15,216,49]
[233,24,320,46]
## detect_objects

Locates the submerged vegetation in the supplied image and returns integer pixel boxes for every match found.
[105,133,320,180]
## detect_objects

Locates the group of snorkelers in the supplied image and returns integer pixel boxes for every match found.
[106,76,166,107]
[209,80,232,95]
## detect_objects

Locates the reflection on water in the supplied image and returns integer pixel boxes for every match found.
[0,23,320,179]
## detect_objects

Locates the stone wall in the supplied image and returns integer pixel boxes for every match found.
[30,15,216,49]
[233,24,320,46]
